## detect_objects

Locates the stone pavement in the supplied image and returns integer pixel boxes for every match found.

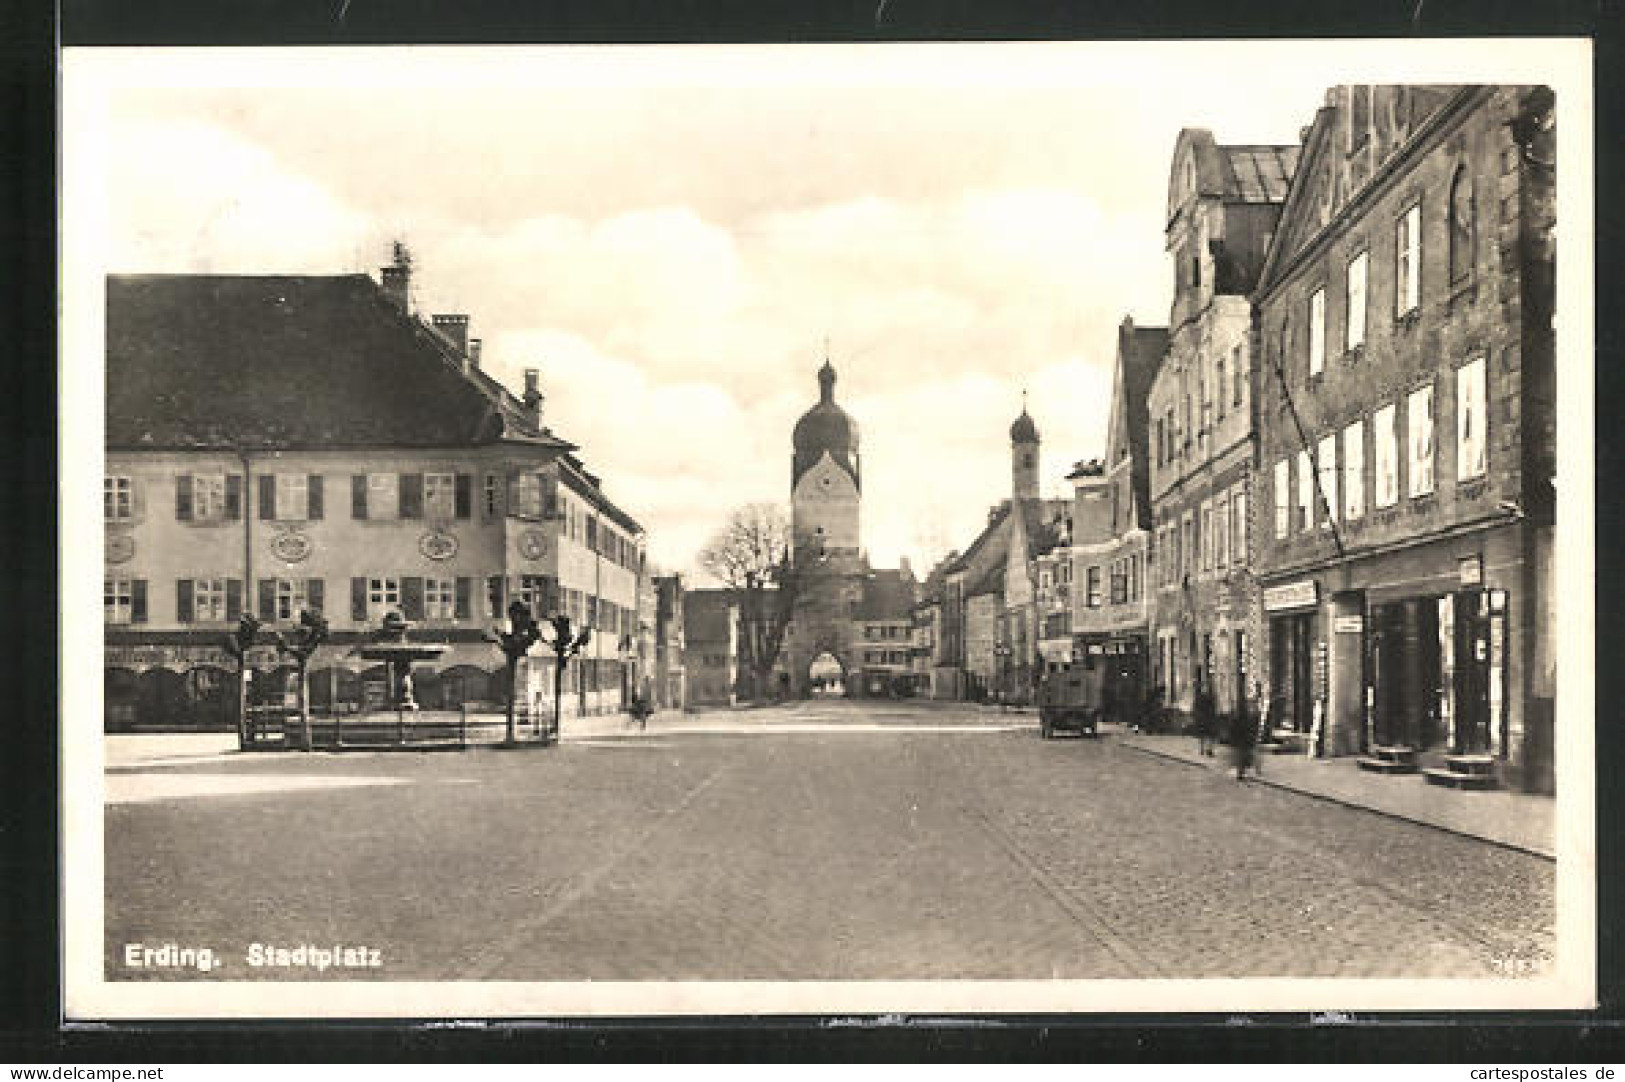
[1112,725,1555,859]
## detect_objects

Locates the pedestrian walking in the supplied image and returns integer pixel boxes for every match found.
[1192,668,1217,757]
[1231,693,1260,781]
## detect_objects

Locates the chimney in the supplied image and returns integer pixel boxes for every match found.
[379,264,410,310]
[468,338,482,369]
[432,314,469,355]
[523,368,544,425]
[899,556,912,580]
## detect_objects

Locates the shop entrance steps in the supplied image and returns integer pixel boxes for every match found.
[1357,743,1420,774]
[1423,753,1500,790]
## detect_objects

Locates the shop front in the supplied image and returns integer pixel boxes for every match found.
[1263,579,1320,741]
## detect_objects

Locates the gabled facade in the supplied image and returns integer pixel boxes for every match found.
[1251,85,1555,792]
[1148,129,1296,718]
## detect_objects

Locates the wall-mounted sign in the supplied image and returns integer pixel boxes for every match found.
[419,530,458,561]
[106,532,135,564]
[270,529,313,564]
[517,529,549,561]
[106,644,279,669]
[1263,580,1319,612]
[1333,615,1364,634]
[1458,554,1483,586]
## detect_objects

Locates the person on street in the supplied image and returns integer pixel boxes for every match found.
[1192,668,1217,757]
[1232,692,1261,781]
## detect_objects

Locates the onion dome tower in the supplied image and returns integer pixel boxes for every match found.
[1011,393,1041,501]
[791,359,862,563]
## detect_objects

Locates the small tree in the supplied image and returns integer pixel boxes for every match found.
[275,609,330,751]
[488,601,542,747]
[697,503,803,702]
[222,614,262,750]
[540,614,592,743]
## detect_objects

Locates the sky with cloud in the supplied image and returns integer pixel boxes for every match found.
[80,42,1544,579]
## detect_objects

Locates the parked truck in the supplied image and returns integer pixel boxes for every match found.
[1036,658,1107,739]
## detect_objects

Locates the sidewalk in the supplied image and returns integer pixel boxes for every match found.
[1112,727,1555,859]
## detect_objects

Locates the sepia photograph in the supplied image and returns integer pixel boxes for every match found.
[59,39,1595,1019]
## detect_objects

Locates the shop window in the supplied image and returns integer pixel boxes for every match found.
[1456,357,1488,481]
[1374,403,1399,507]
[105,476,133,521]
[1346,250,1368,351]
[1309,288,1326,376]
[1396,202,1422,317]
[1408,383,1435,497]
[1343,420,1366,521]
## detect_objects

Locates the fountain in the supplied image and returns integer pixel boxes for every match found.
[356,611,448,744]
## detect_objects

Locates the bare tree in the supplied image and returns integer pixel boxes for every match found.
[697,503,802,702]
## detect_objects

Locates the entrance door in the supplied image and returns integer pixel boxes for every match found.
[1371,600,1443,749]
[1452,589,1492,753]
[1269,614,1315,733]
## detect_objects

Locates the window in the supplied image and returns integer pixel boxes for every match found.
[1274,459,1290,539]
[1297,449,1314,533]
[1182,513,1194,576]
[1231,485,1246,559]
[516,473,544,518]
[1309,288,1326,376]
[1317,434,1339,526]
[275,474,308,520]
[1456,357,1488,481]
[193,577,228,622]
[367,473,399,519]
[1396,203,1421,316]
[1086,567,1102,608]
[1374,403,1399,508]
[1215,497,1229,568]
[1449,166,1474,283]
[1346,251,1368,351]
[1232,345,1245,408]
[424,472,456,519]
[105,476,133,521]
[105,576,134,624]
[1110,560,1127,605]
[483,474,502,518]
[1201,500,1214,570]
[368,576,401,620]
[1408,383,1435,497]
[425,577,457,620]
[1343,421,1366,521]
[194,474,227,521]
[275,578,307,621]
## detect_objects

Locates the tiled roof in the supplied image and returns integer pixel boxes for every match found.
[1121,324,1168,530]
[106,274,568,451]
[857,569,917,620]
[1219,145,1299,204]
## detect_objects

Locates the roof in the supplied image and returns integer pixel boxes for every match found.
[106,274,568,452]
[966,563,1005,599]
[1015,497,1070,558]
[792,362,860,489]
[1009,408,1039,444]
[1218,145,1299,203]
[856,569,917,621]
[944,502,1013,575]
[1118,322,1168,530]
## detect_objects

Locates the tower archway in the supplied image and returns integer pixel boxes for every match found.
[807,650,849,698]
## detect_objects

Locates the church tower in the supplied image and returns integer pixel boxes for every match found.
[1011,397,1041,501]
[791,359,862,565]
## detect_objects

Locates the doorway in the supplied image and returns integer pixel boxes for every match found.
[1269,612,1316,733]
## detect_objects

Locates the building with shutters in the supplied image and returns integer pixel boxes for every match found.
[1251,85,1556,792]
[103,252,649,730]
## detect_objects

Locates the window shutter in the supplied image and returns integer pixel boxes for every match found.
[352,475,368,519]
[486,575,505,619]
[259,475,276,520]
[307,475,324,520]
[175,475,193,521]
[259,579,277,621]
[506,469,521,518]
[176,579,194,624]
[351,577,368,622]
[226,579,243,621]
[543,576,559,616]
[400,473,423,519]
[306,578,324,616]
[224,474,242,520]
[130,579,148,624]
[454,473,472,519]
[402,576,425,621]
[454,577,472,620]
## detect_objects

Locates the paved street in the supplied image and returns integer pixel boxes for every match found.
[104,701,1554,982]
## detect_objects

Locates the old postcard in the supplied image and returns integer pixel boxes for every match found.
[60,39,1595,1019]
